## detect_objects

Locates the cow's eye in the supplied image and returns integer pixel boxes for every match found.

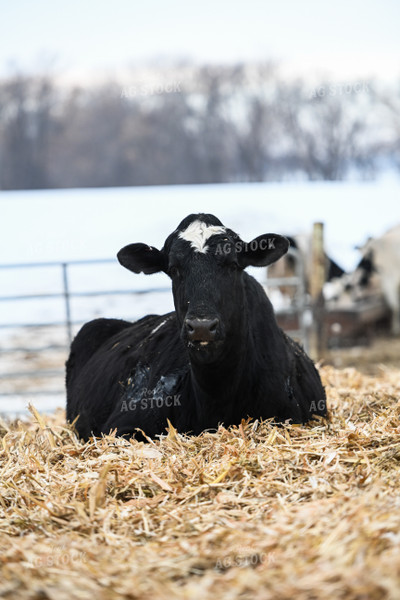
[228,262,239,272]
[169,266,181,278]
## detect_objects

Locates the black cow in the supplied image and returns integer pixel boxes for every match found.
[66,214,327,440]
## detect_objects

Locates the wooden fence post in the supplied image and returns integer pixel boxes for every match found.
[309,222,326,361]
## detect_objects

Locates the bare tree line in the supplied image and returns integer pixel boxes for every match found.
[0,62,399,190]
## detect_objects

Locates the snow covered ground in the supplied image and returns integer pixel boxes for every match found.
[2,179,400,269]
[1,179,400,416]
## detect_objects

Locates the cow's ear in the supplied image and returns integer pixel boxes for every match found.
[238,234,289,268]
[117,243,167,274]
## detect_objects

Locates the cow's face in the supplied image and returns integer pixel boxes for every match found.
[118,214,289,364]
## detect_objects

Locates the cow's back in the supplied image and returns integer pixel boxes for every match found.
[66,313,185,438]
[66,318,132,387]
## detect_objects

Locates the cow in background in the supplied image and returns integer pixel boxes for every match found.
[266,234,345,306]
[327,224,400,335]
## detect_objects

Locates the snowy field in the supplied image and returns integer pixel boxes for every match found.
[1,179,400,417]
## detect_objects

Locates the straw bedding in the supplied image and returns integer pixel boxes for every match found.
[1,365,400,599]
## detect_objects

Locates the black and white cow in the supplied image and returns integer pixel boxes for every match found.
[66,214,327,440]
[325,224,400,335]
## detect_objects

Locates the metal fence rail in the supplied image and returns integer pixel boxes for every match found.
[264,247,310,352]
[0,258,170,407]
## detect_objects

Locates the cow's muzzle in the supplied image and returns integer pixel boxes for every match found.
[184,317,220,343]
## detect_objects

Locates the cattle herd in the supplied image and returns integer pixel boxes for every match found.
[265,225,400,336]
[66,213,328,440]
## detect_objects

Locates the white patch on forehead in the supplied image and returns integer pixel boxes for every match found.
[178,220,226,254]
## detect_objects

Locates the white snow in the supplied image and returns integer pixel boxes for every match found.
[2,180,400,269]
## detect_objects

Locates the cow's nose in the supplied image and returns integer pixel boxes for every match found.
[185,317,219,342]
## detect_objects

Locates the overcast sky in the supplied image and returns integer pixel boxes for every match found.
[1,0,400,82]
